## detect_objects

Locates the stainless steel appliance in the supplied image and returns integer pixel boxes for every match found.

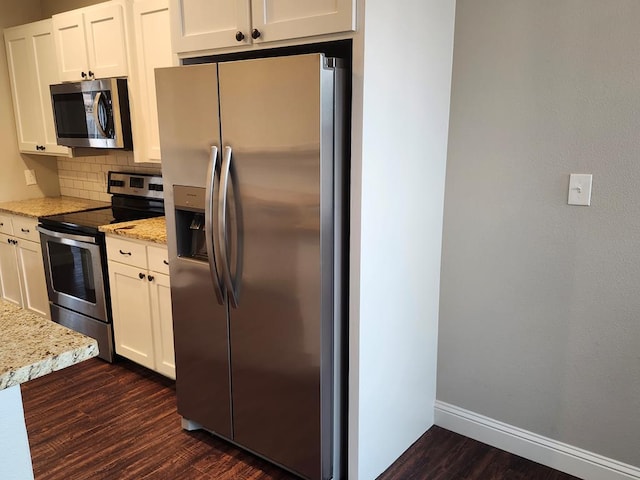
[156,53,346,480]
[50,78,132,149]
[38,172,164,362]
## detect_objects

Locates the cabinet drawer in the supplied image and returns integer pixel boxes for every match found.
[147,245,169,275]
[0,214,13,235]
[106,236,148,269]
[12,216,39,242]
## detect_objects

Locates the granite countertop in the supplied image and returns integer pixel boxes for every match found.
[0,300,98,390]
[99,216,167,244]
[0,196,110,218]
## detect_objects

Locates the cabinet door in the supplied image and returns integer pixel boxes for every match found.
[169,0,251,53]
[31,22,71,156]
[52,10,90,82]
[15,239,50,319]
[84,3,129,78]
[4,24,42,153]
[0,234,22,307]
[131,0,175,163]
[108,260,155,369]
[149,272,175,379]
[4,21,70,156]
[250,0,355,43]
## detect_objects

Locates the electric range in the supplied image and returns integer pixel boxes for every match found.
[37,171,164,362]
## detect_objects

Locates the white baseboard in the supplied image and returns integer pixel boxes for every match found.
[434,401,640,480]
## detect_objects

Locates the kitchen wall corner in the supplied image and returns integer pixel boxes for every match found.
[57,151,161,202]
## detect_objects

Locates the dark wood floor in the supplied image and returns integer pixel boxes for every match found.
[20,358,581,480]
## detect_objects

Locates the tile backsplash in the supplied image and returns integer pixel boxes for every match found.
[57,151,161,202]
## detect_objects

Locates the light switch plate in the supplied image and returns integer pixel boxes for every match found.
[568,174,592,206]
[24,169,37,186]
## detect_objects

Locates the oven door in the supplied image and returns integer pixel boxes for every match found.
[38,226,109,323]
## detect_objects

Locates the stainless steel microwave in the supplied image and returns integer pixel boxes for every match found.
[50,78,133,149]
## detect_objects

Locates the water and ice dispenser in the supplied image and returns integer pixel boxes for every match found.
[173,185,208,261]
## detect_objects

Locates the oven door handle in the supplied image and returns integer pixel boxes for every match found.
[37,226,98,244]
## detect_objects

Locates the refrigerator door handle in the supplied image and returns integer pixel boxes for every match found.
[205,145,225,305]
[218,145,241,308]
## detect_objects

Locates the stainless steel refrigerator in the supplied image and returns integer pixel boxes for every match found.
[155,53,346,480]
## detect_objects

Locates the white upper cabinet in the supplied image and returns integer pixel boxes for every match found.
[170,0,355,55]
[4,20,71,156]
[130,0,176,163]
[170,0,250,53]
[251,0,355,43]
[53,1,131,82]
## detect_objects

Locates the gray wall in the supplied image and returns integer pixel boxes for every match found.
[438,0,640,467]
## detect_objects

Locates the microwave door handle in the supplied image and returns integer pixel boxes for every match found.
[205,145,225,305]
[92,92,109,138]
[218,146,240,308]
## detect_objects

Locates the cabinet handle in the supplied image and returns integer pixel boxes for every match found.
[88,70,94,79]
[163,260,169,265]
[251,28,261,39]
[81,71,87,78]
[235,31,245,42]
[21,228,29,233]
[119,250,132,256]
[36,145,45,151]
[0,222,3,226]
[6,238,10,244]
[147,275,154,282]
[139,272,146,280]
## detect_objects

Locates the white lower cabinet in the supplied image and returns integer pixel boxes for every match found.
[0,214,50,318]
[106,236,175,379]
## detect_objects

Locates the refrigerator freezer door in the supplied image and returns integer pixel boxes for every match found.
[155,64,233,438]
[218,54,336,480]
